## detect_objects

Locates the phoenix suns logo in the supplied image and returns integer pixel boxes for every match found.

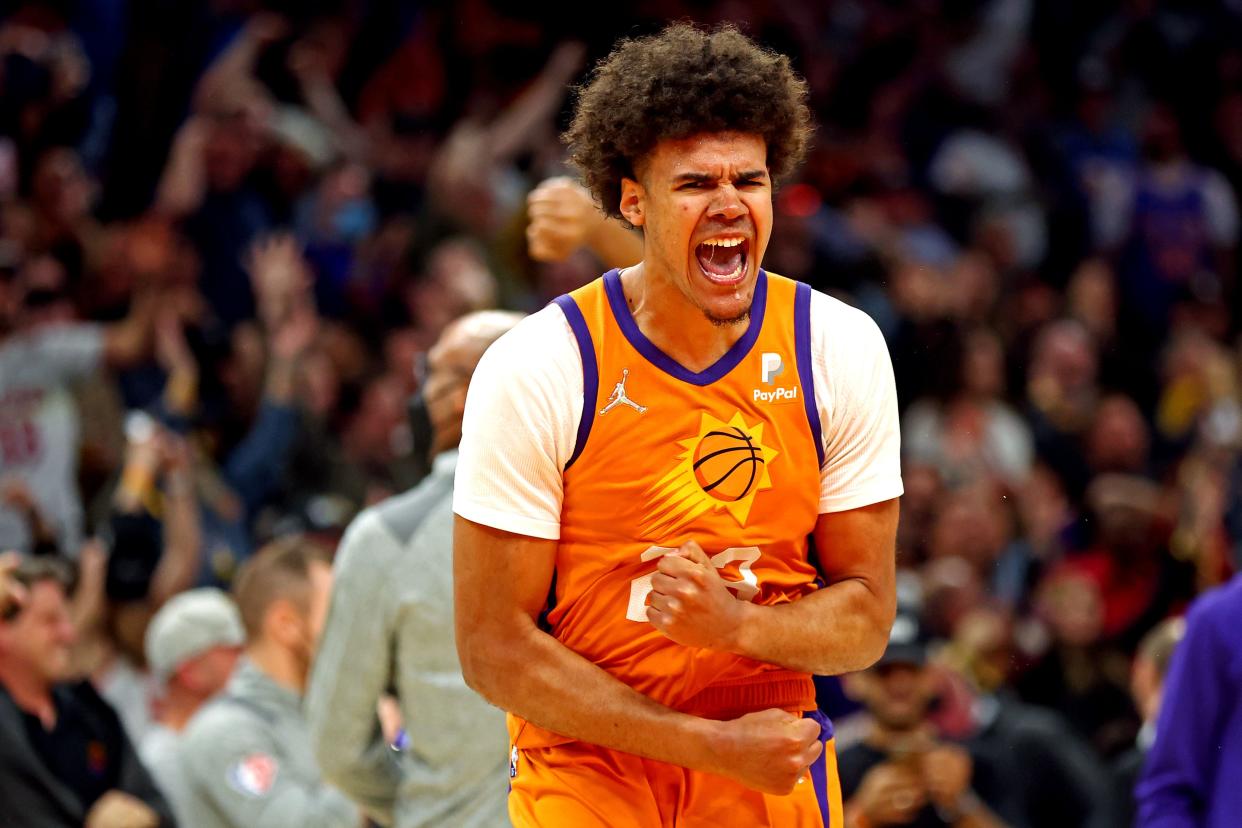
[641,411,779,534]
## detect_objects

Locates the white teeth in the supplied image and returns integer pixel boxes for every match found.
[702,237,745,248]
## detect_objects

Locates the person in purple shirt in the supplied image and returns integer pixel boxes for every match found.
[1136,574,1242,827]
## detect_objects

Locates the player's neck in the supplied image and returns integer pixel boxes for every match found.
[620,264,749,373]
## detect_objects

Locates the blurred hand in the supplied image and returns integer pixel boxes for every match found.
[243,12,289,46]
[377,695,404,745]
[0,551,27,618]
[85,790,159,828]
[526,177,607,262]
[245,234,312,327]
[852,761,927,826]
[710,708,823,795]
[920,743,973,811]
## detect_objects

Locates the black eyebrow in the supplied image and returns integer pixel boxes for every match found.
[674,172,716,184]
[673,170,769,184]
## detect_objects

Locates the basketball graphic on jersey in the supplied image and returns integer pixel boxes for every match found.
[642,411,779,534]
[692,426,764,501]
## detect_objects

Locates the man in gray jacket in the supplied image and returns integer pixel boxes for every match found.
[306,310,523,827]
[179,536,360,828]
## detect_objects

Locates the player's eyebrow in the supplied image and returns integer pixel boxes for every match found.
[673,170,768,184]
[674,172,717,185]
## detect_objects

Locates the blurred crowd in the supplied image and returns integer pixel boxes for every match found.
[2,0,1242,826]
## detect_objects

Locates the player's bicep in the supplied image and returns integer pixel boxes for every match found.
[811,499,898,610]
[454,516,558,655]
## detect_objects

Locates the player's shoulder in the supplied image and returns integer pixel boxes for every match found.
[466,299,586,417]
[805,286,882,336]
[796,286,889,374]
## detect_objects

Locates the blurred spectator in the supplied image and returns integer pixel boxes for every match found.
[65,422,204,747]
[1101,104,1238,370]
[904,327,1033,489]
[0,556,173,827]
[1113,616,1185,828]
[1017,564,1136,758]
[1136,574,1242,827]
[307,310,522,827]
[140,587,244,824]
[0,273,154,555]
[179,535,359,828]
[942,607,1117,828]
[924,483,1032,611]
[1024,318,1100,501]
[839,614,1013,827]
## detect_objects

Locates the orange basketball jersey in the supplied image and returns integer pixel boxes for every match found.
[512,268,826,749]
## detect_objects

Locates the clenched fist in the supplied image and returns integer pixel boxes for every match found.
[646,540,745,651]
[707,708,825,795]
[525,177,608,262]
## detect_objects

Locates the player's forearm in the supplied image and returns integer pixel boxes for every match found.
[729,577,894,675]
[460,621,724,773]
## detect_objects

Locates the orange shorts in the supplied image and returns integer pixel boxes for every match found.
[507,711,843,828]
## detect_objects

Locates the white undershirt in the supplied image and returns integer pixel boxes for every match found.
[454,288,903,540]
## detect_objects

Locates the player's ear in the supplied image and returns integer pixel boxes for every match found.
[619,177,645,227]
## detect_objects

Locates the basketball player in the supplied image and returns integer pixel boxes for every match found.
[454,24,902,827]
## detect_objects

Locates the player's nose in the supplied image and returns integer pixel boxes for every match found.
[708,184,747,221]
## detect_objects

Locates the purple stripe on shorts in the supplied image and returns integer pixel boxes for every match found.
[805,709,834,827]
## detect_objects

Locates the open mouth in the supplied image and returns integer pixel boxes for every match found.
[695,236,750,286]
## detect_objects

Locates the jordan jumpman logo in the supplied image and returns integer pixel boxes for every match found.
[599,369,647,415]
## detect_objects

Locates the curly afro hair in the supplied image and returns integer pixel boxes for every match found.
[565,23,813,222]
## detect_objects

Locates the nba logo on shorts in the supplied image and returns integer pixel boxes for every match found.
[761,352,784,385]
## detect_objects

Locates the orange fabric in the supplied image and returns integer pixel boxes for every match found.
[514,271,825,750]
[507,737,843,828]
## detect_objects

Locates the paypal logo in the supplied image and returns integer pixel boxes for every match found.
[760,352,784,385]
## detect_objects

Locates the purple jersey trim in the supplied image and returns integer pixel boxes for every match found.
[602,268,768,386]
[807,709,835,826]
[794,281,825,468]
[554,294,598,470]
